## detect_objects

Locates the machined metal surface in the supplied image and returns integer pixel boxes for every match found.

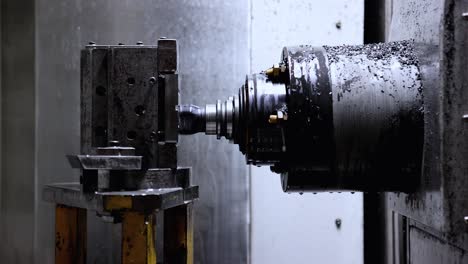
[282,41,424,192]
[74,155,142,170]
[199,97,239,140]
[204,104,216,135]
[43,183,199,212]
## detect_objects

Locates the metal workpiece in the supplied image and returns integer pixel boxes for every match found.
[43,183,198,213]
[80,40,179,169]
[74,39,198,192]
[48,39,199,197]
[205,104,217,134]
[179,40,430,192]
[161,74,180,144]
[123,167,193,190]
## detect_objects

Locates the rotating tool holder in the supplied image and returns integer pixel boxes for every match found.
[44,39,198,264]
[178,41,427,193]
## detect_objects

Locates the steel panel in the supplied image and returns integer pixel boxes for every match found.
[369,0,468,263]
[0,0,36,263]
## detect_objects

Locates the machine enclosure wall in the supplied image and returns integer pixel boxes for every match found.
[370,0,468,263]
[0,1,249,263]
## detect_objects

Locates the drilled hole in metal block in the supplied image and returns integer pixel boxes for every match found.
[135,105,146,116]
[127,77,136,85]
[96,85,106,96]
[127,131,137,140]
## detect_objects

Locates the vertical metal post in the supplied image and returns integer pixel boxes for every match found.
[364,0,387,43]
[55,205,87,264]
[164,204,193,264]
[121,212,156,264]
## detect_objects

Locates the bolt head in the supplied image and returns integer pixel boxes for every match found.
[335,218,342,228]
[268,115,278,124]
[335,21,342,29]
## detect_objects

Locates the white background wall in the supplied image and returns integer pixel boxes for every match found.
[250,1,364,263]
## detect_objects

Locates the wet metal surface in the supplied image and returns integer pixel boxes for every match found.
[370,0,468,263]
[327,41,423,190]
[281,41,423,192]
